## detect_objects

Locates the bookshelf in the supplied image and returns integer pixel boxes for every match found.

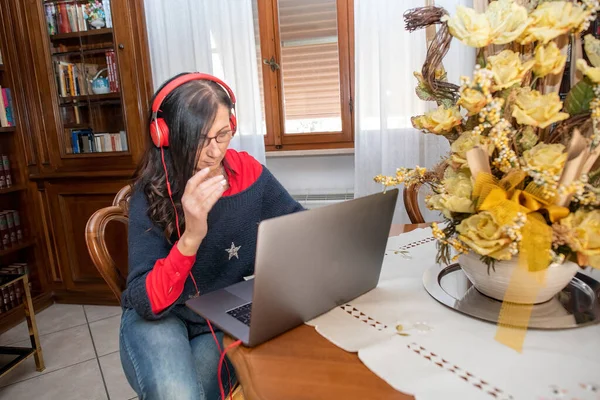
[4,0,152,307]
[0,2,51,331]
[44,1,129,157]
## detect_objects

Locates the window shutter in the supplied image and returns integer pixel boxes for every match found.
[254,0,342,123]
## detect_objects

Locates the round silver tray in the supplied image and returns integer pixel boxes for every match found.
[423,264,600,329]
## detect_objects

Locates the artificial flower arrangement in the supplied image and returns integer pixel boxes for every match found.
[376,0,600,280]
[84,0,106,23]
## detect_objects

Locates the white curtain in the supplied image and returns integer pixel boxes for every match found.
[354,0,474,224]
[144,0,266,164]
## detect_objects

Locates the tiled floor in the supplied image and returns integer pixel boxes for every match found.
[0,304,137,400]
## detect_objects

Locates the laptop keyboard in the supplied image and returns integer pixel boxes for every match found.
[227,302,252,326]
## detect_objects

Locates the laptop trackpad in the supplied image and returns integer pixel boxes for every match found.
[225,280,254,302]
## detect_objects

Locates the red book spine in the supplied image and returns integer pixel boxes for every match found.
[58,4,71,34]
[105,52,114,92]
[108,52,114,92]
[111,51,119,92]
[2,90,11,127]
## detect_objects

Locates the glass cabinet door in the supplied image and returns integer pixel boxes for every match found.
[44,0,129,156]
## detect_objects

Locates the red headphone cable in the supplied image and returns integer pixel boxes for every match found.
[218,338,243,400]
[161,146,235,400]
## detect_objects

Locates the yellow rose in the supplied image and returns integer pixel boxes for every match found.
[441,6,491,48]
[412,106,462,135]
[522,143,567,177]
[559,209,600,269]
[450,131,495,168]
[441,0,531,47]
[518,1,590,45]
[457,211,512,260]
[486,0,532,45]
[458,88,488,116]
[533,42,567,77]
[511,88,569,129]
[428,168,475,218]
[487,50,535,91]
[576,59,600,84]
[584,34,600,68]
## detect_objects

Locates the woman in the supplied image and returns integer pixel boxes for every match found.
[120,72,303,400]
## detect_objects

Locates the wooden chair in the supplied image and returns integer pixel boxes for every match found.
[85,185,245,400]
[85,185,131,304]
[403,177,438,224]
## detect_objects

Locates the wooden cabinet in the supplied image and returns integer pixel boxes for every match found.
[40,179,129,304]
[0,0,153,308]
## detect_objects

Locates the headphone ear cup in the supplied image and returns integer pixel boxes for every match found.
[229,113,237,135]
[150,118,170,147]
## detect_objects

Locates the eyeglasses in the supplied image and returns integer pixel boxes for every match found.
[203,130,233,147]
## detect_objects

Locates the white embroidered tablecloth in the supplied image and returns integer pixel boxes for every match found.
[306,227,600,400]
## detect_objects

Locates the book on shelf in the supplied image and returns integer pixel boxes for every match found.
[55,56,119,97]
[55,61,94,97]
[71,129,127,153]
[0,87,14,127]
[0,154,13,189]
[106,50,120,92]
[103,0,113,28]
[0,210,23,251]
[46,2,88,36]
[0,263,30,314]
[5,211,17,246]
[11,210,23,243]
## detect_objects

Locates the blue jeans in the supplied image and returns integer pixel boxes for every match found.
[119,308,236,400]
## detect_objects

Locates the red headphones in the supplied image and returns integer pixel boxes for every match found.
[149,73,237,148]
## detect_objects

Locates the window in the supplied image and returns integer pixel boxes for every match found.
[252,0,354,151]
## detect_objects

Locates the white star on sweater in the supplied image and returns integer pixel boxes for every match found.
[226,242,241,260]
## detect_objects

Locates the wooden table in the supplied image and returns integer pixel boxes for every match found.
[225,224,427,400]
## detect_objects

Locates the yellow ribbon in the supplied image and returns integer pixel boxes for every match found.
[470,171,570,352]
[471,171,568,272]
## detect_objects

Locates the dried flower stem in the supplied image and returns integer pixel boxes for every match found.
[403,6,448,32]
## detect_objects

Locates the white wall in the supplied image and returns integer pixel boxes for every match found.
[265,154,354,195]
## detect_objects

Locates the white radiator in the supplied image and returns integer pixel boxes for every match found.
[292,192,354,209]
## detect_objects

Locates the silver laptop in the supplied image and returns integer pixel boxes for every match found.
[186,189,398,347]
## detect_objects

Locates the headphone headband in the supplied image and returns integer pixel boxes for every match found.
[152,72,237,113]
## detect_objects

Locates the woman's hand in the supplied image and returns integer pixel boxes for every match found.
[177,168,227,256]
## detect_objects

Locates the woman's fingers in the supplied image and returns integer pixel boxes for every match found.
[184,168,211,195]
[184,176,226,214]
[195,178,226,207]
[194,174,226,195]
[202,181,227,210]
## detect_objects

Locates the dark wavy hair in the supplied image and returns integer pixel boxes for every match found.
[133,73,234,240]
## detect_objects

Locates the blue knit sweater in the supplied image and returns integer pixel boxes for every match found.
[122,167,303,337]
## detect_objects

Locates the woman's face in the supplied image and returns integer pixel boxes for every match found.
[196,104,233,173]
